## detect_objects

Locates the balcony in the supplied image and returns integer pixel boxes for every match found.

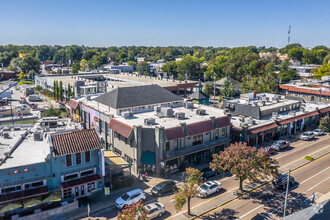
[165,137,230,159]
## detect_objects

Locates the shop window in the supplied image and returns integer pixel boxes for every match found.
[2,185,21,193]
[63,188,73,199]
[76,152,82,165]
[85,151,91,163]
[193,134,203,146]
[66,154,72,167]
[31,180,43,188]
[174,140,178,151]
[166,142,170,151]
[64,173,78,181]
[81,169,94,177]
[87,182,96,192]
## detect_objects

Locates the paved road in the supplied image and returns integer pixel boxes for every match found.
[202,153,330,220]
[93,134,329,219]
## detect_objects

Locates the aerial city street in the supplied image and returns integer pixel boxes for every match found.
[0,1,329,220]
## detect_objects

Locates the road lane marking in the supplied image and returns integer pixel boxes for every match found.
[238,167,329,219]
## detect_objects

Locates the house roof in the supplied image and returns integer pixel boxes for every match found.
[186,120,215,136]
[93,84,183,109]
[215,116,231,128]
[51,129,102,157]
[108,119,133,138]
[164,126,185,141]
[188,91,210,100]
[280,85,330,96]
[68,100,79,110]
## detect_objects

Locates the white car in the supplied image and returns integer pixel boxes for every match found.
[198,181,222,197]
[143,202,165,219]
[313,129,324,136]
[115,189,146,209]
[300,131,315,141]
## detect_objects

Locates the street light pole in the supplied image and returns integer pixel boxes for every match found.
[213,74,216,105]
[283,169,291,217]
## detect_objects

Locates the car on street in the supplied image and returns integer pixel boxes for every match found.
[251,212,275,220]
[300,131,315,141]
[201,167,219,181]
[313,129,324,136]
[272,174,295,190]
[115,189,146,209]
[263,146,276,155]
[9,78,16,81]
[271,140,289,151]
[143,202,165,219]
[151,180,177,196]
[198,181,222,197]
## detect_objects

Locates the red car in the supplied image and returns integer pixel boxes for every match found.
[28,103,38,109]
[263,146,276,155]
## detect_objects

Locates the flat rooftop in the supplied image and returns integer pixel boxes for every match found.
[113,104,226,128]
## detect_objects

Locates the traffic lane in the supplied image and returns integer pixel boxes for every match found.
[202,153,330,220]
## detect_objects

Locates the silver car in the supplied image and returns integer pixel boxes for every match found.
[143,202,165,219]
[271,140,289,151]
[300,131,315,141]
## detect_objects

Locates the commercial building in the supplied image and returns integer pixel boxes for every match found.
[0,118,104,216]
[223,92,330,146]
[67,85,231,176]
[104,65,134,73]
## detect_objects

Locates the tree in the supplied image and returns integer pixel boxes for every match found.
[18,71,25,85]
[278,60,291,71]
[319,116,330,132]
[240,72,279,93]
[222,80,234,97]
[137,61,151,76]
[210,142,279,191]
[127,61,137,71]
[264,63,275,73]
[67,84,72,101]
[80,59,88,71]
[205,56,227,80]
[28,70,36,79]
[203,82,214,96]
[90,55,102,69]
[288,48,304,62]
[82,49,98,61]
[71,63,80,73]
[19,55,41,73]
[313,63,330,79]
[315,49,328,64]
[278,69,299,83]
[59,81,63,101]
[117,201,148,220]
[176,54,202,80]
[161,61,177,77]
[53,81,57,99]
[323,54,330,65]
[173,168,202,215]
[279,43,303,54]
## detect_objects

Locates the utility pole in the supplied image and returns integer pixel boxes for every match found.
[283,169,291,217]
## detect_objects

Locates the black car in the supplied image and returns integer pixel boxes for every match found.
[151,181,177,196]
[201,167,219,181]
[272,174,295,190]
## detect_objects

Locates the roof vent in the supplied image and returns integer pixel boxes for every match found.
[122,111,134,119]
[289,110,296,116]
[175,112,185,120]
[196,109,206,115]
[184,101,194,109]
[161,107,174,117]
[34,130,43,141]
[144,118,155,126]
[3,132,10,139]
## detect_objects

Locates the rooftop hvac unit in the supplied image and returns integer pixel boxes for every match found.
[196,109,206,115]
[144,118,155,126]
[34,131,43,141]
[3,132,10,139]
[246,117,254,125]
[289,110,296,116]
[3,127,11,131]
[300,107,306,112]
[161,107,174,117]
[175,112,185,119]
[184,102,194,109]
[154,106,161,112]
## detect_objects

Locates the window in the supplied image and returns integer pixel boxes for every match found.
[64,173,78,181]
[166,142,170,151]
[2,185,21,193]
[76,152,81,165]
[174,140,178,151]
[63,188,73,199]
[215,129,219,139]
[100,120,105,133]
[193,134,203,146]
[31,180,43,188]
[66,154,72,167]
[81,169,94,177]
[106,123,110,136]
[87,182,96,192]
[221,128,225,136]
[85,151,91,163]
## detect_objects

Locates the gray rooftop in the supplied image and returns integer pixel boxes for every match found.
[94,84,183,109]
[188,91,210,100]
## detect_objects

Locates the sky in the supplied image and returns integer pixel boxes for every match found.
[1,0,329,48]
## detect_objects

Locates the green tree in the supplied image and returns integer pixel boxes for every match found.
[19,55,41,73]
[312,45,328,51]
[173,168,203,215]
[176,54,202,80]
[316,49,328,64]
[323,54,330,65]
[53,49,66,64]
[280,43,303,54]
[117,201,148,220]
[0,51,15,67]
[264,63,275,73]
[82,49,98,61]
[67,84,72,101]
[127,61,137,71]
[278,60,291,71]
[80,59,88,71]
[18,71,25,85]
[205,56,227,80]
[288,48,304,62]
[203,82,214,96]
[210,142,279,191]
[72,63,80,73]
[313,63,330,79]
[302,49,317,64]
[161,61,177,77]
[91,55,102,69]
[278,69,299,83]
[137,61,151,76]
[59,81,63,101]
[319,116,330,132]
[222,80,234,97]
[28,70,36,79]
[53,81,58,100]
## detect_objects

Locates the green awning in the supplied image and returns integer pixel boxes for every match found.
[142,152,155,165]
[41,192,62,203]
[23,197,41,208]
[0,201,22,213]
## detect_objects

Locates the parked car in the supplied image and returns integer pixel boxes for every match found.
[263,146,276,155]
[272,174,295,190]
[300,131,315,141]
[271,140,289,151]
[313,129,324,136]
[28,103,38,109]
[251,212,275,220]
[115,189,146,209]
[151,181,177,196]
[143,202,165,219]
[201,167,219,181]
[198,181,222,197]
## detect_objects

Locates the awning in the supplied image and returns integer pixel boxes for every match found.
[0,201,22,213]
[0,186,48,204]
[248,123,277,135]
[142,152,155,165]
[41,192,62,203]
[104,150,129,166]
[61,174,102,189]
[23,197,41,208]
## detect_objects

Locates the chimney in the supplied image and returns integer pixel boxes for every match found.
[253,91,257,98]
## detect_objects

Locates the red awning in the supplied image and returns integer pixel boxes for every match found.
[249,122,277,135]
[164,126,185,141]
[319,107,330,114]
[278,111,319,125]
[0,186,48,204]
[61,174,102,189]
[108,119,133,138]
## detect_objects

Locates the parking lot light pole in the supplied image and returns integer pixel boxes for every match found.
[283,169,291,217]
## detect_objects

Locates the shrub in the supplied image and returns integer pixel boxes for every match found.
[304,156,314,161]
